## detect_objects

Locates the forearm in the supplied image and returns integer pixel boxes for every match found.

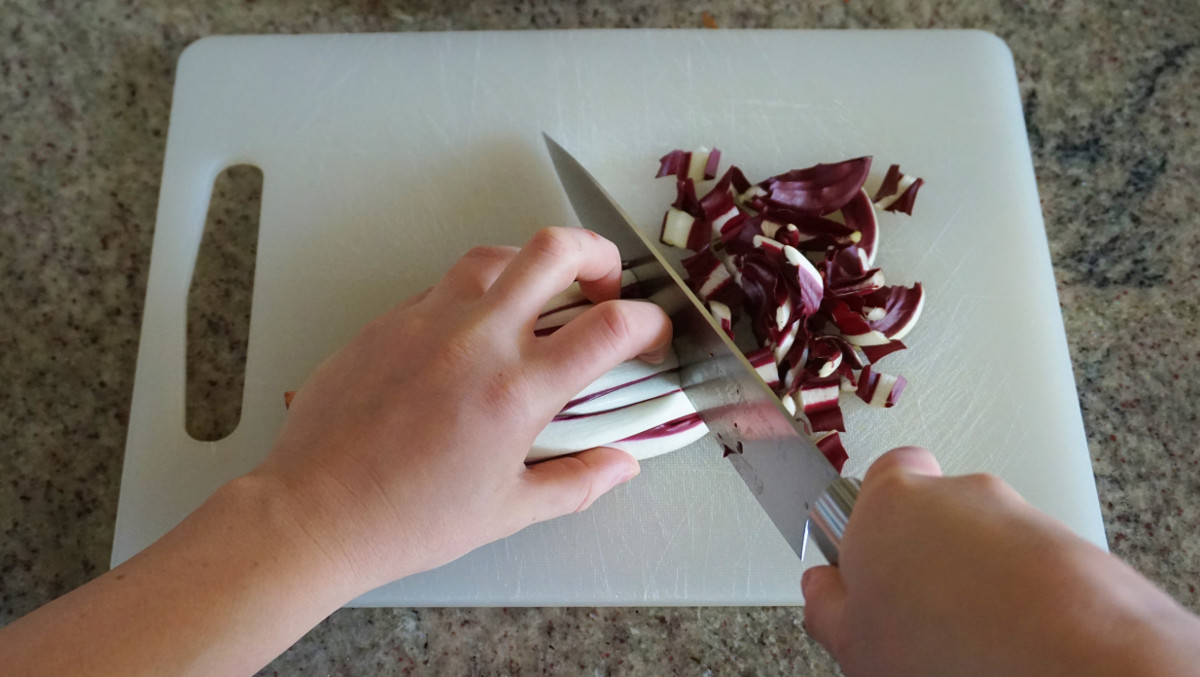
[1080,559,1200,677]
[0,475,361,677]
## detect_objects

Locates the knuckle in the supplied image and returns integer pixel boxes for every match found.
[451,246,519,295]
[961,472,1007,495]
[461,245,506,263]
[591,301,634,353]
[560,460,599,514]
[527,227,577,262]
[868,467,918,501]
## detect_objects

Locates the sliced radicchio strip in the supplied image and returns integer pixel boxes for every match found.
[733,251,792,343]
[660,207,696,250]
[746,346,780,389]
[761,207,857,252]
[806,336,844,379]
[779,339,811,395]
[718,213,763,256]
[813,431,849,473]
[862,339,906,364]
[825,335,869,371]
[856,365,907,408]
[860,283,925,341]
[828,299,891,346]
[839,374,857,393]
[756,157,872,215]
[709,300,734,339]
[798,378,846,433]
[724,165,754,195]
[871,164,925,215]
[659,178,711,251]
[839,189,879,266]
[772,322,799,364]
[824,246,885,298]
[657,147,722,182]
[701,169,751,235]
[681,247,735,303]
[782,245,825,317]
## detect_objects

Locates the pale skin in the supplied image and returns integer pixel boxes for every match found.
[0,228,1197,676]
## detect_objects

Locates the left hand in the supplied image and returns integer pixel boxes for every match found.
[253,227,673,593]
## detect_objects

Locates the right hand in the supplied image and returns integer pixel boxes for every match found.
[802,447,1200,677]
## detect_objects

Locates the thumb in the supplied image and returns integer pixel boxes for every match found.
[519,447,640,523]
[802,565,849,658]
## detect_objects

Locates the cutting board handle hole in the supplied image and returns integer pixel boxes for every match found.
[186,164,263,442]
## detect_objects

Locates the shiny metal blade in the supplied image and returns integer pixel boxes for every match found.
[544,134,840,559]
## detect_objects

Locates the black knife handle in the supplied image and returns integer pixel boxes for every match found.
[808,477,861,565]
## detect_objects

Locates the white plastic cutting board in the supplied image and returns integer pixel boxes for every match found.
[113,30,1106,606]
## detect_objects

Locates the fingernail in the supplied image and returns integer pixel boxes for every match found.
[610,465,640,489]
[639,345,669,364]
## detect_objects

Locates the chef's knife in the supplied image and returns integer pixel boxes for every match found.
[544,134,859,564]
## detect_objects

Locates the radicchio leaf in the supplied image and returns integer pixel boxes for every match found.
[757,157,872,215]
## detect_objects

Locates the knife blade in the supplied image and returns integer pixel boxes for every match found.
[544,134,859,563]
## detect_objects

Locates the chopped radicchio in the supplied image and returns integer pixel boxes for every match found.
[855,365,907,408]
[798,378,846,433]
[655,148,927,472]
[859,283,925,341]
[813,431,850,470]
[839,189,880,266]
[657,147,722,182]
[871,164,925,215]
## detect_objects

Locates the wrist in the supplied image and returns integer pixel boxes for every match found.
[1046,546,1200,677]
[206,472,368,602]
[236,464,425,595]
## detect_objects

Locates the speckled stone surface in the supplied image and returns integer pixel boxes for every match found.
[2,1,1198,674]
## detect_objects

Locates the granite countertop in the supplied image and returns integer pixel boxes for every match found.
[2,1,1198,674]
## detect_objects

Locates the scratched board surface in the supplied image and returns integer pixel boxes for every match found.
[113,31,1105,605]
